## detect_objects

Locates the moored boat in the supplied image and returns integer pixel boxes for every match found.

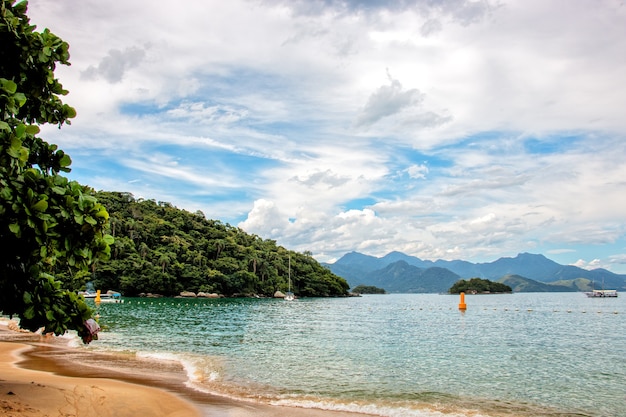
[585,289,618,298]
[98,292,124,303]
[78,290,101,298]
[79,290,124,302]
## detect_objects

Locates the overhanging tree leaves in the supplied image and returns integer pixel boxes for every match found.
[0,0,112,342]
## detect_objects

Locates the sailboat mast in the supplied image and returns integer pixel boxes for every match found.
[284,254,295,300]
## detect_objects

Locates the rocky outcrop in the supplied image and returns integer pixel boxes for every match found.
[273,291,285,298]
[179,291,197,298]
[197,292,221,298]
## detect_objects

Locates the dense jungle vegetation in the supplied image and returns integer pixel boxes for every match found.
[74,192,349,298]
[448,278,512,294]
[352,285,386,294]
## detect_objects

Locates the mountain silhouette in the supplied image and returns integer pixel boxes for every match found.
[325,252,626,293]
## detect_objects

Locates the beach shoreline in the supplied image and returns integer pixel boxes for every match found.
[0,323,369,417]
[0,339,202,416]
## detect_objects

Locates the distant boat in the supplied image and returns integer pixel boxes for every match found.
[585,280,618,297]
[585,289,618,298]
[79,290,124,302]
[285,256,295,301]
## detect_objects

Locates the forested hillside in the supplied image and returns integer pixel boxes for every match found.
[77,192,349,298]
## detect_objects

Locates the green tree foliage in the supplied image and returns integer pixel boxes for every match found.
[352,285,385,294]
[448,278,512,294]
[93,192,349,298]
[0,1,112,342]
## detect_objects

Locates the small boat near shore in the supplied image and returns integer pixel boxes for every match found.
[79,290,124,302]
[585,289,618,298]
[78,290,100,298]
[98,292,124,303]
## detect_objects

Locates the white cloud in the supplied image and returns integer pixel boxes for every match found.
[24,0,626,273]
[406,164,429,179]
[239,199,290,238]
[81,46,148,83]
[572,258,604,271]
[165,102,249,125]
[356,71,425,127]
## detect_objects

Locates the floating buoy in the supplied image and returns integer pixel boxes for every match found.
[95,290,101,304]
[458,292,467,310]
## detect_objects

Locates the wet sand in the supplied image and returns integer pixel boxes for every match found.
[0,323,369,417]
[0,340,201,416]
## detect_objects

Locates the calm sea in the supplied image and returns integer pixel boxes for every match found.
[84,293,624,417]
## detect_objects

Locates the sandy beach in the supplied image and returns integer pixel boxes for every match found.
[0,340,201,416]
[0,322,369,417]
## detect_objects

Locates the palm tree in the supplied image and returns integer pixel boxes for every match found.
[214,239,226,260]
[139,242,149,260]
[156,251,174,273]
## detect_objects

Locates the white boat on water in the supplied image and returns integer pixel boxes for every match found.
[585,280,618,298]
[585,289,618,298]
[79,290,101,298]
[79,290,124,302]
[99,292,124,303]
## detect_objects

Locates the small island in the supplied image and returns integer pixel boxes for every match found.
[449,278,512,294]
[351,285,386,294]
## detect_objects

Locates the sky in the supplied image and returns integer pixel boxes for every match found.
[26,0,626,273]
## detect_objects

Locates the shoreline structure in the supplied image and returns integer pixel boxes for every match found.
[0,323,367,417]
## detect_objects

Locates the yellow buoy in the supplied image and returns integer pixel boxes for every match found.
[95,289,101,304]
[458,292,467,310]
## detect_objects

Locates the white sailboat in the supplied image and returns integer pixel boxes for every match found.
[285,256,295,301]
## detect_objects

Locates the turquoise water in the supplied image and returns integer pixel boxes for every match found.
[89,293,625,417]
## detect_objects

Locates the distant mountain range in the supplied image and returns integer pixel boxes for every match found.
[324,252,626,293]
